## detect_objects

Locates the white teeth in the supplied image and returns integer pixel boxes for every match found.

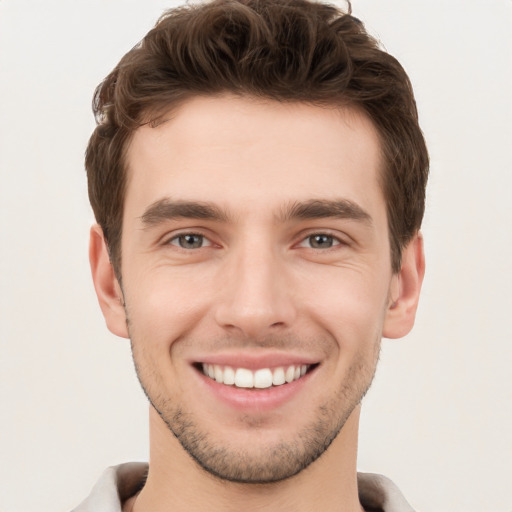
[285,365,295,383]
[223,366,235,385]
[254,368,273,389]
[214,365,223,382]
[272,367,285,386]
[235,368,253,388]
[201,363,310,388]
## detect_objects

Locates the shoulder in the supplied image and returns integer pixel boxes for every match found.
[358,472,416,512]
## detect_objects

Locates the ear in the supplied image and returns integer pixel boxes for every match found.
[382,232,425,339]
[89,224,129,338]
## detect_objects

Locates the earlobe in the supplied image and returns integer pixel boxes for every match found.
[89,225,129,339]
[382,232,425,339]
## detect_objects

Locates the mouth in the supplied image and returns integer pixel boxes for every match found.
[195,363,318,389]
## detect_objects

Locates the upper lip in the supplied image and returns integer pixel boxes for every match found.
[190,351,320,370]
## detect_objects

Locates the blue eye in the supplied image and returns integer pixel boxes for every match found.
[170,234,210,249]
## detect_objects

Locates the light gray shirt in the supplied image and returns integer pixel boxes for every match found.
[72,462,416,512]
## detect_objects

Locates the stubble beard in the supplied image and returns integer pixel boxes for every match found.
[129,335,380,484]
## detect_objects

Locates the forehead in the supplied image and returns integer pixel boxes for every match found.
[124,95,384,221]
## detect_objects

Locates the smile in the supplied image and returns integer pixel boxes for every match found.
[201,364,312,389]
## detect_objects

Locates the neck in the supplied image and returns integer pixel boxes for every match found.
[129,406,364,512]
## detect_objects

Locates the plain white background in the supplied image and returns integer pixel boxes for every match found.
[0,1,511,511]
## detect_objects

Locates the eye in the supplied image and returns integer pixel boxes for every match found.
[300,233,341,249]
[168,233,211,249]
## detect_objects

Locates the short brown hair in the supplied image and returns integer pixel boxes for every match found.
[86,0,428,274]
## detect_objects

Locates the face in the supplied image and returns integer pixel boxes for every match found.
[92,95,420,483]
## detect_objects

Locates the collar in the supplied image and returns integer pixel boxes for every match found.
[72,463,415,512]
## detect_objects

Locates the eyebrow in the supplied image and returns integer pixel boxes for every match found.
[140,198,372,227]
[279,199,372,225]
[140,199,229,225]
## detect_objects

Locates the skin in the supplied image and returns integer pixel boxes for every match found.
[90,95,425,512]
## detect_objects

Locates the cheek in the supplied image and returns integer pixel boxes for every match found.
[124,265,218,350]
[126,293,227,412]
[124,274,205,399]
[300,265,390,346]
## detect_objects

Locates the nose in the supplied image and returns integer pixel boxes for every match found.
[214,241,297,339]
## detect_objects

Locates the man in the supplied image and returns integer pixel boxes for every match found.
[75,0,428,510]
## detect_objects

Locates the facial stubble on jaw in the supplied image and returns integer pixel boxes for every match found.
[126,317,381,484]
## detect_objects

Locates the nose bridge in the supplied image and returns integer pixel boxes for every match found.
[215,233,295,336]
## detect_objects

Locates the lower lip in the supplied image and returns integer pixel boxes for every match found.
[195,367,316,412]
